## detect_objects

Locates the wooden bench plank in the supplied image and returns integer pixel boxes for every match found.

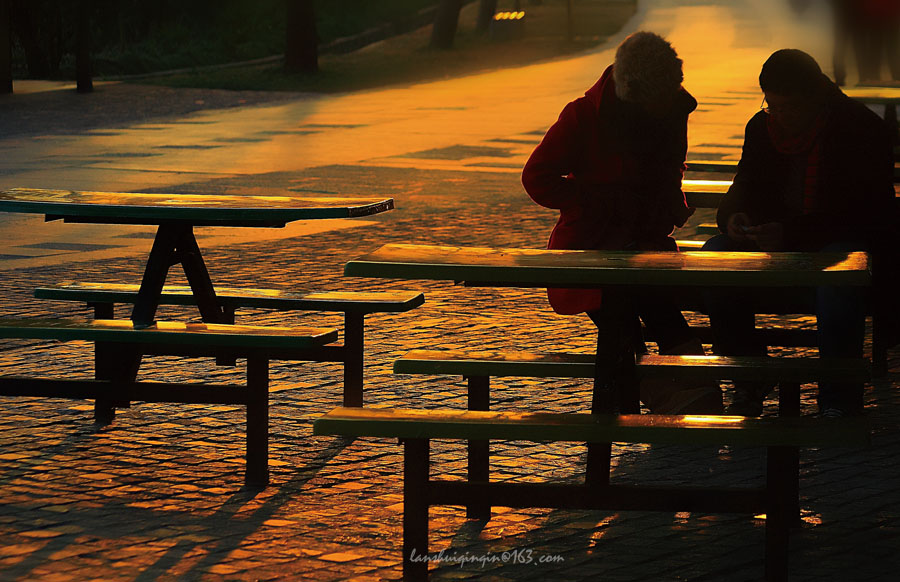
[35,282,424,313]
[33,283,425,408]
[314,406,868,581]
[687,159,900,180]
[0,317,333,487]
[393,349,871,383]
[344,244,872,288]
[696,222,720,236]
[684,161,738,173]
[676,239,707,250]
[313,407,871,448]
[0,188,394,225]
[0,318,337,349]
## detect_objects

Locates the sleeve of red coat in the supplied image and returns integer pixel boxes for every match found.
[521,102,584,210]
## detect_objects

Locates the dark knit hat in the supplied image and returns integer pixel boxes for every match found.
[759,49,829,96]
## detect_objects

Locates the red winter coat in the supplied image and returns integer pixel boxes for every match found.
[522,65,696,315]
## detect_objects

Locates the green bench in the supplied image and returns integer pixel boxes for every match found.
[394,349,871,391]
[34,281,425,407]
[393,347,870,508]
[685,159,900,181]
[313,406,871,581]
[0,317,338,486]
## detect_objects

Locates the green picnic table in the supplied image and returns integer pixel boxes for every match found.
[340,243,873,581]
[344,242,870,411]
[0,187,393,326]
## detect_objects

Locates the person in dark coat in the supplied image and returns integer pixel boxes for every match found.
[703,49,896,417]
[522,31,722,414]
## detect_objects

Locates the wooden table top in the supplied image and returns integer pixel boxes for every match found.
[844,86,900,103]
[0,188,394,226]
[344,243,871,288]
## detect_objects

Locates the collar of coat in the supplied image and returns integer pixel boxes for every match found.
[583,65,698,119]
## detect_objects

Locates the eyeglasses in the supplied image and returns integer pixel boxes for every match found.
[760,96,805,115]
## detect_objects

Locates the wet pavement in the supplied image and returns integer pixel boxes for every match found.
[0,0,898,580]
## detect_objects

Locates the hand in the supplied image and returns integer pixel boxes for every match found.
[726,212,753,242]
[745,222,784,251]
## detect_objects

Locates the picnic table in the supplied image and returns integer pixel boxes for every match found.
[0,187,395,484]
[844,85,900,132]
[344,242,871,418]
[0,187,393,326]
[335,243,872,580]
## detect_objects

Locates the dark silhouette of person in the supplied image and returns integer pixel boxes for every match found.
[522,31,722,414]
[702,49,895,417]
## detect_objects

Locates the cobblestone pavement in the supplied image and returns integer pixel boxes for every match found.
[0,1,898,581]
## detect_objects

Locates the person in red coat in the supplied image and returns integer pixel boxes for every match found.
[522,31,722,414]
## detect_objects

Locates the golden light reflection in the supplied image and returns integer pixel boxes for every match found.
[681,415,746,424]
[682,179,733,188]
[801,514,823,526]
[590,515,618,541]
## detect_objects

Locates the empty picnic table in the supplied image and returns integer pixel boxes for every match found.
[0,188,396,483]
[0,188,393,327]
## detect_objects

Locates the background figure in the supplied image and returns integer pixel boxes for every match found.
[829,0,900,84]
[522,31,722,414]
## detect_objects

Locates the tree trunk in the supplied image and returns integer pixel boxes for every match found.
[75,1,92,93]
[476,0,497,33]
[0,0,11,94]
[430,0,463,49]
[284,0,317,73]
[10,0,49,78]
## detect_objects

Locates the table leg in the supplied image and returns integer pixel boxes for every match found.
[586,294,639,486]
[94,342,140,425]
[886,103,898,140]
[403,438,430,581]
[765,445,793,582]
[177,227,227,324]
[466,375,490,520]
[342,313,364,407]
[132,224,181,327]
[245,356,270,487]
[131,223,227,327]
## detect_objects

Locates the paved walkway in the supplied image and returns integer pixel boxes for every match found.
[0,1,897,580]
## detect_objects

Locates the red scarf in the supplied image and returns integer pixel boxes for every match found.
[767,111,828,213]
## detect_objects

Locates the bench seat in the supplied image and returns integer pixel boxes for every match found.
[34,282,424,314]
[393,349,871,384]
[34,281,426,406]
[0,317,339,486]
[313,406,869,446]
[313,406,870,581]
[0,317,337,349]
